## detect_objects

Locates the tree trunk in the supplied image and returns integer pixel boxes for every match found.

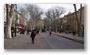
[5,4,9,38]
[79,4,83,36]
[5,4,14,38]
[73,4,80,36]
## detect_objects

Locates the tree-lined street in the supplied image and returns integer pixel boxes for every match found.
[4,4,84,49]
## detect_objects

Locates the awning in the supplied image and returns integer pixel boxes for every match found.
[15,24,24,28]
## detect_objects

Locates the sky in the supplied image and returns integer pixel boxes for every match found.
[17,4,84,19]
[37,4,81,18]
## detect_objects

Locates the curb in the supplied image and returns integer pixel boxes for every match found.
[52,33,84,44]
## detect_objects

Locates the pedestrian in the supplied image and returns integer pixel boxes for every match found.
[11,30,13,38]
[49,30,52,36]
[73,30,75,36]
[11,27,14,38]
[30,30,36,44]
[27,28,29,34]
[36,29,39,35]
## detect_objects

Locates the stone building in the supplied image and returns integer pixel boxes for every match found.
[60,7,84,33]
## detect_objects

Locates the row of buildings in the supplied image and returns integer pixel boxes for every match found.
[59,7,84,34]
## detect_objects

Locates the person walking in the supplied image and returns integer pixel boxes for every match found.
[49,30,52,36]
[11,27,14,38]
[73,30,75,36]
[27,28,29,34]
[36,29,39,35]
[30,30,36,44]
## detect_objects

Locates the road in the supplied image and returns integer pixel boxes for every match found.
[4,32,84,49]
[41,32,84,49]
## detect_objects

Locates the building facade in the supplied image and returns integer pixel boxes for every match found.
[60,7,84,33]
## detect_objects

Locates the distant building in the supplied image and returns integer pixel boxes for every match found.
[61,7,84,33]
[12,11,27,29]
[62,16,68,31]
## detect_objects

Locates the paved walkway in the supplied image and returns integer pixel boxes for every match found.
[4,33,50,49]
[52,32,84,44]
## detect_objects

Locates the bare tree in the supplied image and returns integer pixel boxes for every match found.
[73,4,83,36]
[45,6,65,32]
[43,17,51,30]
[26,4,43,28]
[19,7,27,18]
[79,4,84,37]
[5,4,15,38]
[36,20,44,29]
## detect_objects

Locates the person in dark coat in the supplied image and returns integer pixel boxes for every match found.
[30,30,36,44]
[73,30,75,36]
[36,29,39,35]
[11,27,14,38]
[36,30,39,34]
[49,30,52,36]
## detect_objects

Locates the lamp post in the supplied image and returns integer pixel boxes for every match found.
[15,4,17,37]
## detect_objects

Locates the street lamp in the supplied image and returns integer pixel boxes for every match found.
[15,4,17,37]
